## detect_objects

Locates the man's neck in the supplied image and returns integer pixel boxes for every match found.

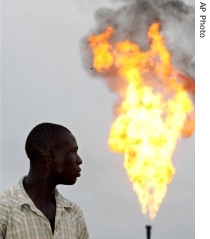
[23,172,56,206]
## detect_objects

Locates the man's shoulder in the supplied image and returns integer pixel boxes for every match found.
[56,190,83,214]
[0,185,19,224]
[65,199,82,213]
[0,185,18,205]
[57,193,89,237]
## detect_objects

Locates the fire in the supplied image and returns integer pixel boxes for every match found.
[88,22,194,219]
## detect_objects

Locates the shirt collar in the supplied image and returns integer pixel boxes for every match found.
[16,176,73,210]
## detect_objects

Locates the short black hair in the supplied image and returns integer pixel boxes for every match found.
[25,122,71,161]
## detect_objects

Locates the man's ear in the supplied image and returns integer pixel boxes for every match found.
[46,148,57,162]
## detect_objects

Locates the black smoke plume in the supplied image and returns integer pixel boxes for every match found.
[81,0,194,91]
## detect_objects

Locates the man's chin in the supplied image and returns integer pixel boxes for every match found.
[62,178,77,185]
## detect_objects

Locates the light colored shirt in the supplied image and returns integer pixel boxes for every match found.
[0,177,89,239]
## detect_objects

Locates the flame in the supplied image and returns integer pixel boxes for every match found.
[88,22,194,219]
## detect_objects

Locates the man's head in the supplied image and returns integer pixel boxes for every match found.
[25,122,82,185]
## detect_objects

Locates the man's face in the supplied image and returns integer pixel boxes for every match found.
[52,131,82,185]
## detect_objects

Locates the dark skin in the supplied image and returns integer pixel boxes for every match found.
[23,131,82,234]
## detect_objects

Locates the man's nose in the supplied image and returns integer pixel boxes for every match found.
[76,154,82,165]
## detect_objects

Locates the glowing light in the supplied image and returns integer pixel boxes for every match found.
[88,22,194,219]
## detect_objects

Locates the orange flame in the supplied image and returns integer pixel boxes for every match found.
[88,22,194,219]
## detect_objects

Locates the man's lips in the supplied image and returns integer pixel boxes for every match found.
[77,169,81,177]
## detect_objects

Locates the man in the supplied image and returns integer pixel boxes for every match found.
[0,122,89,239]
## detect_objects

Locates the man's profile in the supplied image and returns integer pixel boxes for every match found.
[0,122,89,238]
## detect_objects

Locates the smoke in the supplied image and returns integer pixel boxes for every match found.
[81,0,195,90]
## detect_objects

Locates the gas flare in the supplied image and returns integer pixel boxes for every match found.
[88,22,194,219]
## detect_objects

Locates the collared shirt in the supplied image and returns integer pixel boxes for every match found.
[0,177,89,239]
